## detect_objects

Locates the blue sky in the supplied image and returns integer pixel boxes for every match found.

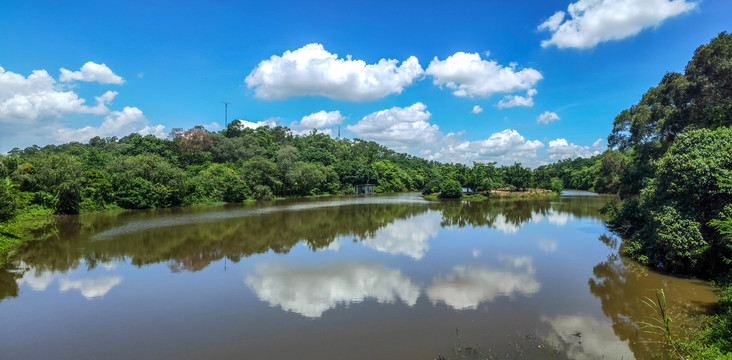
[1,0,729,165]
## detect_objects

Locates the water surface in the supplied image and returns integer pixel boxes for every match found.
[0,192,717,359]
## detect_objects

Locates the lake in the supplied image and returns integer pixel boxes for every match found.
[0,192,718,359]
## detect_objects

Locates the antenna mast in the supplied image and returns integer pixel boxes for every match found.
[222,102,231,127]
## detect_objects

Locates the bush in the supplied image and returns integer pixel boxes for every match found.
[549,178,564,193]
[0,180,15,222]
[55,181,81,215]
[252,185,273,200]
[438,179,462,198]
[222,177,251,203]
[648,206,708,272]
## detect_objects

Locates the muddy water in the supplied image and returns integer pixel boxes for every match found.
[0,192,718,359]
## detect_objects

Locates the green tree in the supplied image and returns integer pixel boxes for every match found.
[438,179,462,198]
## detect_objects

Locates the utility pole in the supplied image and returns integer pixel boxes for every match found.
[222,102,231,128]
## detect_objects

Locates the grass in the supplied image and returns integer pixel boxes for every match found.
[676,277,732,359]
[0,204,55,267]
[640,286,732,360]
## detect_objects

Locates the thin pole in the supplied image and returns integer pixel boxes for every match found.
[222,102,231,127]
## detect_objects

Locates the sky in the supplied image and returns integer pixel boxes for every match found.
[0,0,729,166]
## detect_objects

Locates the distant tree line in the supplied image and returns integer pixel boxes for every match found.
[0,121,567,222]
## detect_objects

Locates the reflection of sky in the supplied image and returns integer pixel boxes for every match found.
[426,256,540,310]
[542,314,636,360]
[18,269,55,291]
[492,209,572,234]
[244,261,419,318]
[59,276,122,299]
[361,213,440,259]
[538,239,558,252]
[16,262,122,299]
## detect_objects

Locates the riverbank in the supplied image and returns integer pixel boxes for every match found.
[423,188,558,201]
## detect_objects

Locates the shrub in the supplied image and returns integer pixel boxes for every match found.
[438,179,462,198]
[252,185,273,200]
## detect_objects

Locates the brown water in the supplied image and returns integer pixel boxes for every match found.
[0,192,718,359]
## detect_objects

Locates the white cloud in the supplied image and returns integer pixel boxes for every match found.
[346,102,440,152]
[202,122,221,131]
[0,66,107,123]
[0,64,156,150]
[347,104,546,166]
[361,212,440,260]
[59,61,125,84]
[428,129,544,165]
[425,52,542,97]
[537,111,560,124]
[471,105,483,114]
[59,276,122,299]
[55,106,164,142]
[547,138,604,160]
[245,43,423,101]
[290,110,344,136]
[244,262,419,318]
[426,258,540,310]
[232,117,278,130]
[497,89,537,108]
[539,0,697,49]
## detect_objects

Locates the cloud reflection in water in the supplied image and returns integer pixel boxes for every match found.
[541,314,636,360]
[427,256,541,310]
[244,261,419,318]
[361,214,440,259]
[59,276,122,299]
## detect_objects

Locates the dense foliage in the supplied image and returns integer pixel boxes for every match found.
[0,126,440,217]
[597,32,732,358]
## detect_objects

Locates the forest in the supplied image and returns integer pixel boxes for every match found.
[0,121,571,223]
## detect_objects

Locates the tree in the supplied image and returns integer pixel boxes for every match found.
[503,163,531,191]
[438,179,462,198]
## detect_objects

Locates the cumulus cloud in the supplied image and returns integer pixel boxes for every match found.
[425,52,542,97]
[361,212,440,260]
[497,89,537,108]
[471,105,483,114]
[539,0,697,49]
[232,117,278,130]
[537,111,560,124]
[0,66,107,123]
[0,64,161,150]
[346,102,440,152]
[55,106,165,142]
[290,110,344,136]
[347,103,549,166]
[428,129,544,165]
[59,61,125,84]
[245,43,423,101]
[244,262,419,318]
[59,276,122,299]
[547,138,604,160]
[426,257,540,310]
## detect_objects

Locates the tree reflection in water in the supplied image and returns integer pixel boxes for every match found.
[588,252,717,359]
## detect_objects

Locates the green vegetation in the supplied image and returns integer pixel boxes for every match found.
[575,32,732,358]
